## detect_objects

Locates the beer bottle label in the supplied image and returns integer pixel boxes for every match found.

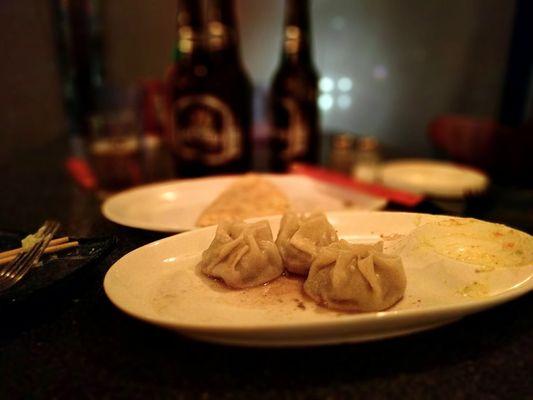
[274,97,308,160]
[173,95,241,166]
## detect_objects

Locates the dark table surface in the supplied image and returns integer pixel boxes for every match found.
[0,140,532,399]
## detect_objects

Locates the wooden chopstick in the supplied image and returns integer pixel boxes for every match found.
[0,238,79,266]
[43,241,79,255]
[0,236,69,259]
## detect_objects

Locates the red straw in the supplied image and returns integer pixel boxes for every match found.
[290,163,424,207]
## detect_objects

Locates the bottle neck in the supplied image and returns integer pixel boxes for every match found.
[175,0,204,60]
[206,0,241,59]
[176,29,204,60]
[281,0,313,65]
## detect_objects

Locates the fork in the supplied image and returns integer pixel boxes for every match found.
[0,220,60,293]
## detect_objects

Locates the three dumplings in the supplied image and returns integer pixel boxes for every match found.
[199,212,406,312]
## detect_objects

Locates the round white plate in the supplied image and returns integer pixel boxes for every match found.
[102,174,387,232]
[103,211,533,347]
[381,159,489,198]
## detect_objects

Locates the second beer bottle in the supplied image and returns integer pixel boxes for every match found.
[270,0,320,172]
[169,0,252,177]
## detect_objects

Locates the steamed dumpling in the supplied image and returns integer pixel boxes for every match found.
[199,220,283,289]
[304,240,406,312]
[276,212,338,275]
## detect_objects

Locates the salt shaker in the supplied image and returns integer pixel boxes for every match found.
[351,136,381,182]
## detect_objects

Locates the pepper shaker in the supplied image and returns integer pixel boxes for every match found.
[328,133,356,174]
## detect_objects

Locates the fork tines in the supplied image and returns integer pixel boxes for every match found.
[0,220,60,293]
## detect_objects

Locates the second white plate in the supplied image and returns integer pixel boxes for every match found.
[381,159,489,198]
[102,174,387,232]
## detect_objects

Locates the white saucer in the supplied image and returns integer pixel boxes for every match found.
[381,159,489,198]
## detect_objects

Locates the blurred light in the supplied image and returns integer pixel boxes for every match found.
[337,94,351,109]
[178,26,192,39]
[162,191,177,201]
[286,26,300,39]
[319,77,334,92]
[209,22,224,36]
[373,65,388,80]
[337,77,352,92]
[318,94,334,111]
[330,16,346,31]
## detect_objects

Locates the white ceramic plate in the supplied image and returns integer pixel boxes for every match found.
[103,211,533,347]
[381,159,489,198]
[101,174,387,232]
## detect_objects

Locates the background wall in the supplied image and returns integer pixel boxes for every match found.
[0,0,65,162]
[239,0,515,153]
[0,0,515,161]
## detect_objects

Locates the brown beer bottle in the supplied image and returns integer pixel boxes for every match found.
[206,0,253,172]
[270,0,320,172]
[169,0,252,177]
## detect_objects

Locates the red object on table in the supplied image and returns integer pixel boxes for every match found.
[65,156,98,191]
[290,163,424,207]
[428,115,499,168]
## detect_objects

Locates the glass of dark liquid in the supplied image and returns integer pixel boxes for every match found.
[87,89,143,191]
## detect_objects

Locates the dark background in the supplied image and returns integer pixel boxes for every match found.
[0,0,522,162]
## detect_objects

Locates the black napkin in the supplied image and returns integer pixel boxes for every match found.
[0,230,115,303]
